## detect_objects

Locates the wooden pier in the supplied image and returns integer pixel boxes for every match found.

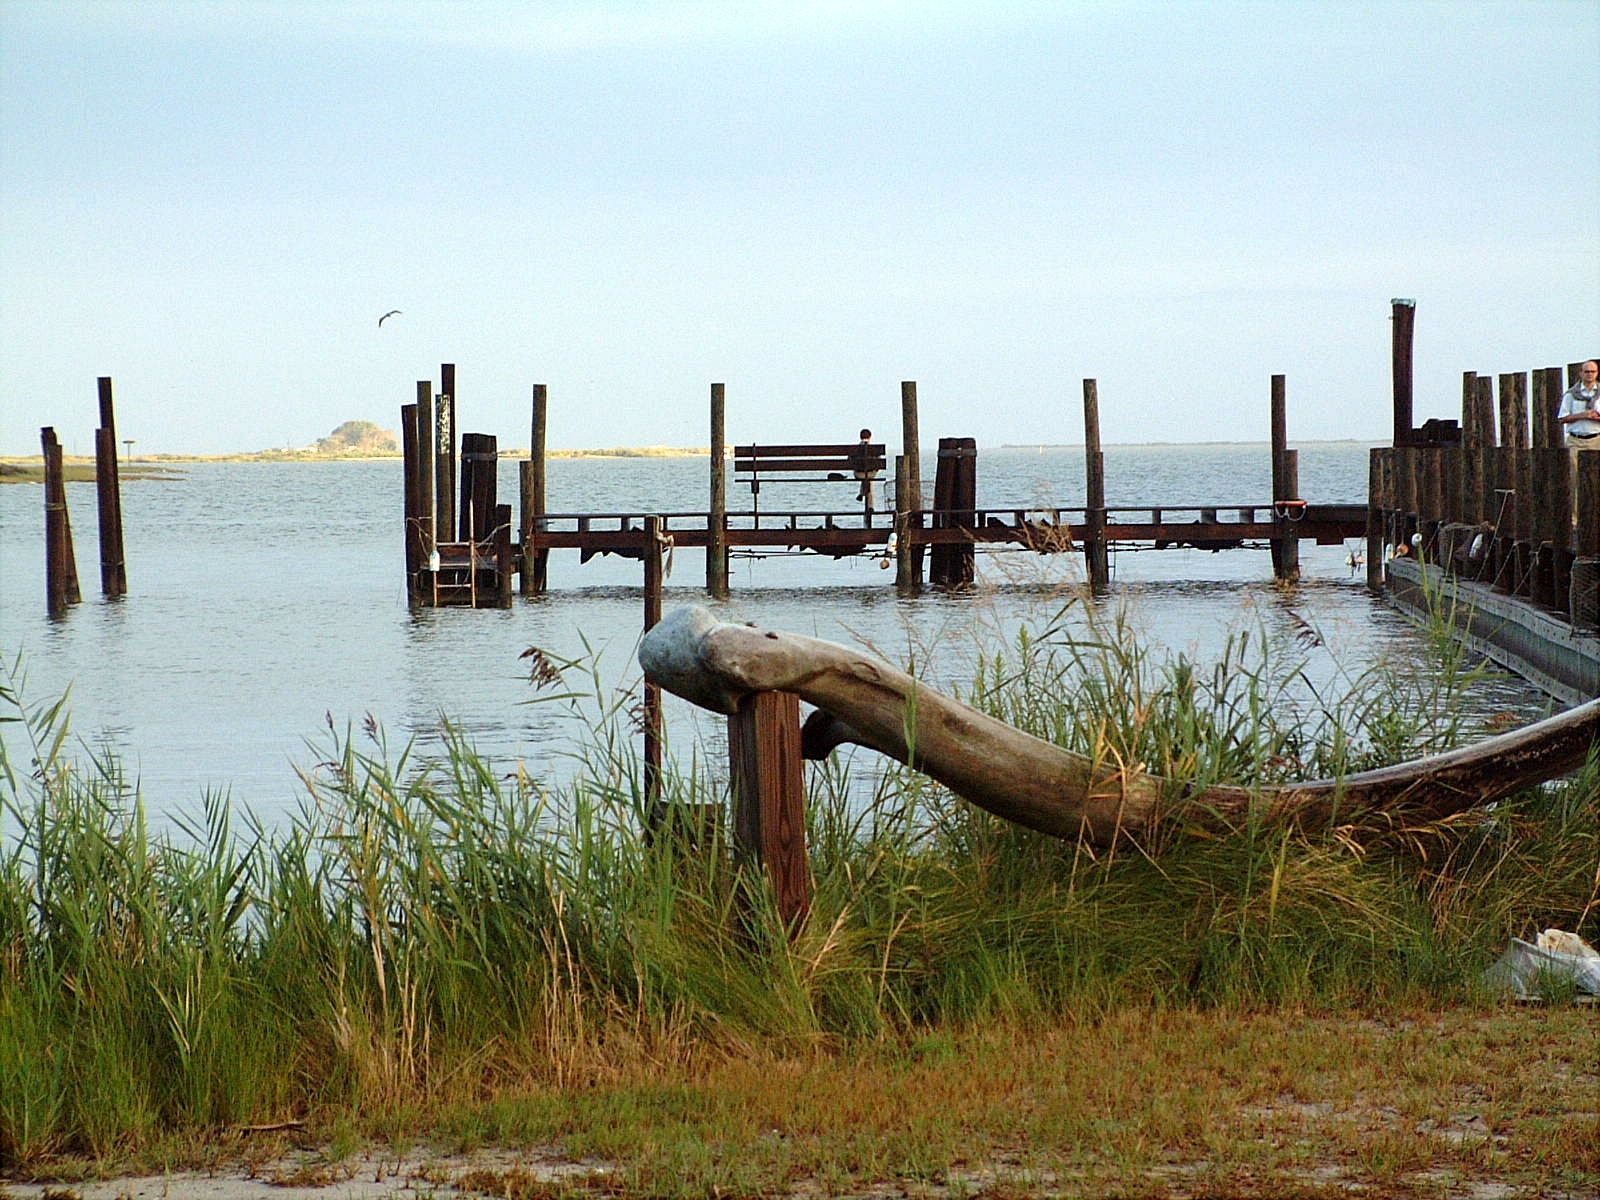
[401,366,1366,607]
[1367,317,1600,697]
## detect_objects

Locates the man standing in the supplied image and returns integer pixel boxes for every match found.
[852,428,879,513]
[1558,360,1600,522]
[1559,360,1600,442]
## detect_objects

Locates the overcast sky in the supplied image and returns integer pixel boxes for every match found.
[2,0,1596,455]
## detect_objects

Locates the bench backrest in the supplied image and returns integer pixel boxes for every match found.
[734,443,886,478]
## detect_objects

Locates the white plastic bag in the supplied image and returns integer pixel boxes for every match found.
[1482,930,1600,999]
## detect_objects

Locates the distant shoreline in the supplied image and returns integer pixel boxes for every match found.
[1,439,1389,483]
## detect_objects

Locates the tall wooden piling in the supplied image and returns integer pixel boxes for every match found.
[893,454,914,589]
[494,503,515,608]
[94,377,127,597]
[729,690,810,936]
[521,383,549,595]
[707,382,729,597]
[435,382,456,547]
[415,382,436,573]
[401,402,423,604]
[1082,379,1110,591]
[459,433,499,544]
[1269,374,1300,583]
[41,427,81,616]
[1365,448,1385,593]
[1573,452,1600,631]
[929,438,976,588]
[1535,367,1573,606]
[896,381,923,591]
[1391,298,1416,445]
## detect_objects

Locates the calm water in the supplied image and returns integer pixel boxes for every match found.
[0,444,1548,825]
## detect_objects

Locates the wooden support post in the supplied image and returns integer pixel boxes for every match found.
[522,383,548,595]
[894,453,915,591]
[1366,448,1385,593]
[94,377,127,597]
[93,428,123,596]
[928,438,977,588]
[1461,372,1479,444]
[434,383,455,548]
[707,382,729,597]
[494,503,514,608]
[415,382,436,593]
[1499,371,1529,451]
[1391,299,1416,446]
[929,441,952,586]
[1082,378,1110,591]
[644,514,665,809]
[459,432,499,549]
[955,436,976,585]
[1269,374,1300,582]
[401,402,423,605]
[1532,367,1561,449]
[1474,374,1498,452]
[728,690,810,936]
[1572,450,1600,630]
[41,427,80,616]
[899,381,923,588]
[1531,448,1565,608]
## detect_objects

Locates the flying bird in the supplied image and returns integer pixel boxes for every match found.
[378,310,401,326]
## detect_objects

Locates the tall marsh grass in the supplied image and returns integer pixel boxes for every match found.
[2,592,1596,1164]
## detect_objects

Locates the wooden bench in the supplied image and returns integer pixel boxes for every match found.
[734,442,887,511]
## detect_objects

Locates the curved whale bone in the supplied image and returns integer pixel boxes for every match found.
[639,606,1600,846]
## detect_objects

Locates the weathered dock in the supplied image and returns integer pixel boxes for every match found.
[401,367,1365,607]
[1368,314,1600,700]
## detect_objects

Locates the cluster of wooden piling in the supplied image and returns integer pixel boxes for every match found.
[40,377,128,617]
[401,365,520,607]
[1366,360,1600,632]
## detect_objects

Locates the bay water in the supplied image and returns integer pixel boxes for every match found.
[0,444,1549,828]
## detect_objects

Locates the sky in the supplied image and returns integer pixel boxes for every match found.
[1,0,1596,456]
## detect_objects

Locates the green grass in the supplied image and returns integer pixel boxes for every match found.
[1,594,1597,1194]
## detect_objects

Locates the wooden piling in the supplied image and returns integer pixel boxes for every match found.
[1082,379,1110,591]
[41,427,80,616]
[459,433,499,545]
[1572,451,1600,631]
[707,382,729,597]
[93,428,123,595]
[897,381,923,590]
[894,454,914,589]
[521,383,549,595]
[415,382,436,581]
[401,402,422,604]
[1499,372,1529,450]
[434,384,456,547]
[1473,374,1498,451]
[929,438,976,587]
[494,503,514,608]
[1391,299,1416,445]
[729,690,810,936]
[1269,374,1300,582]
[1365,448,1385,593]
[94,377,127,597]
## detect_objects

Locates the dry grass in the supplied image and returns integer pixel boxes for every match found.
[7,1008,1593,1198]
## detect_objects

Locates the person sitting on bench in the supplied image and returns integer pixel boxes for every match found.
[852,428,880,512]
